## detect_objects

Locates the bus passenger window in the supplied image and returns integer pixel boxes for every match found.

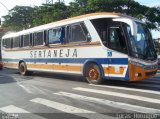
[80,23,91,41]
[20,36,23,47]
[35,31,44,45]
[23,34,30,47]
[70,24,87,43]
[3,38,12,48]
[29,33,33,46]
[48,28,61,44]
[108,27,127,53]
[13,36,20,48]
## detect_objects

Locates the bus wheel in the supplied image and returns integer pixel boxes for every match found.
[19,62,28,76]
[86,63,103,84]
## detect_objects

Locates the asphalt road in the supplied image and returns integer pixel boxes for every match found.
[0,69,160,119]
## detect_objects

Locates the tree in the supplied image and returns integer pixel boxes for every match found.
[2,6,34,31]
[30,2,70,27]
[1,0,160,32]
[69,0,160,30]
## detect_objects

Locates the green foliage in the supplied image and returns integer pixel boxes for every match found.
[2,0,160,31]
[2,6,34,31]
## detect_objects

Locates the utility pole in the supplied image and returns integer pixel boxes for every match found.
[45,0,64,4]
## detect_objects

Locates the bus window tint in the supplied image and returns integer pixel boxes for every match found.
[48,28,61,44]
[3,38,12,48]
[29,33,33,46]
[108,27,127,52]
[36,31,44,45]
[70,24,87,43]
[13,36,20,48]
[23,34,30,47]
[20,36,23,47]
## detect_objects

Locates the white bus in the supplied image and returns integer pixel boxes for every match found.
[1,12,158,84]
[155,38,160,69]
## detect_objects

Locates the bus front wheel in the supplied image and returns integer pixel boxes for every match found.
[85,63,103,84]
[19,62,28,76]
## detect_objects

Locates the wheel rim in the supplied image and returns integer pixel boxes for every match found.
[20,65,25,73]
[88,66,99,80]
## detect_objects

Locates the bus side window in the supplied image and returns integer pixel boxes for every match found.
[3,38,12,48]
[70,23,88,43]
[2,39,6,48]
[48,28,61,44]
[20,35,23,47]
[13,36,20,48]
[35,31,44,46]
[29,33,33,47]
[108,27,127,53]
[23,34,30,47]
[80,23,91,42]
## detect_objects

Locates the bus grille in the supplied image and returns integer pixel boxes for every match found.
[145,71,157,76]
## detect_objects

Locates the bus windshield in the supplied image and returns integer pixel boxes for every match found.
[124,22,157,60]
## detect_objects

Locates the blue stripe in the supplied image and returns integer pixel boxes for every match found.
[2,58,128,65]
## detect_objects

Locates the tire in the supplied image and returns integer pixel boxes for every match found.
[85,63,103,84]
[19,62,28,76]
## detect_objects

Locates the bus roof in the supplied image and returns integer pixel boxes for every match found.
[2,12,141,39]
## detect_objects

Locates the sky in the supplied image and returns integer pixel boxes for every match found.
[0,0,160,38]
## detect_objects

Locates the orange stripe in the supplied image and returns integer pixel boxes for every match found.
[28,64,81,72]
[4,62,18,68]
[4,62,81,72]
[104,67,125,75]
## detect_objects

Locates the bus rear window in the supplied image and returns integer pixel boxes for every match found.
[3,38,12,48]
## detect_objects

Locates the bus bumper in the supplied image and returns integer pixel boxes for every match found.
[128,62,157,81]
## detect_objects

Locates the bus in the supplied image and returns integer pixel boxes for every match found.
[0,28,6,70]
[154,38,160,69]
[1,12,158,84]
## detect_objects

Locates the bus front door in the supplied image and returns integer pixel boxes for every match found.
[107,26,128,80]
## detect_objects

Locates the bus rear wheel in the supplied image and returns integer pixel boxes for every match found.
[85,63,103,84]
[19,62,28,76]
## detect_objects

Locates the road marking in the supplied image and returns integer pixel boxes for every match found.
[89,84,160,95]
[54,92,160,113]
[30,98,115,119]
[17,82,33,94]
[0,105,29,113]
[73,87,160,104]
[30,98,94,113]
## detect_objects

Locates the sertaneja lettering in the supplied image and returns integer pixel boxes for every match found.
[38,51,42,58]
[30,49,78,58]
[47,50,51,58]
